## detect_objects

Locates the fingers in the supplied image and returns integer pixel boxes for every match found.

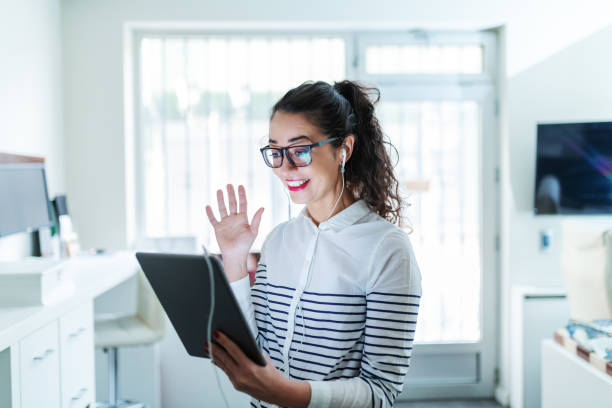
[214,331,250,367]
[213,359,227,373]
[204,342,225,370]
[209,340,238,372]
[227,184,238,215]
[250,207,265,236]
[262,353,272,367]
[238,185,247,214]
[211,184,258,223]
[217,189,228,218]
[205,205,218,226]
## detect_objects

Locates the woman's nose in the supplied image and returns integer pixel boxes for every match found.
[280,153,297,171]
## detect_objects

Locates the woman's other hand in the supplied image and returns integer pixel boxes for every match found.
[205,184,264,281]
[205,331,310,408]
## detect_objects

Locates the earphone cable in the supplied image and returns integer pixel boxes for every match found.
[288,165,345,373]
[204,254,230,408]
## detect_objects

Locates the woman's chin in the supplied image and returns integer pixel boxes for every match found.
[288,194,308,205]
[287,190,311,205]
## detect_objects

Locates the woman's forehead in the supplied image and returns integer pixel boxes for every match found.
[269,112,324,145]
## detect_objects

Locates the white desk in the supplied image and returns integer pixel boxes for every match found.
[541,339,612,408]
[0,251,139,408]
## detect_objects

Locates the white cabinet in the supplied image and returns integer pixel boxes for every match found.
[59,301,95,408]
[541,339,612,407]
[0,252,137,408]
[12,301,95,408]
[19,320,61,408]
[510,286,569,408]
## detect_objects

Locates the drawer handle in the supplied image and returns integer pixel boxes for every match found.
[32,348,55,362]
[71,387,88,400]
[68,327,86,339]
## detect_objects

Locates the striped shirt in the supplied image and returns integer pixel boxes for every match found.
[231,199,422,407]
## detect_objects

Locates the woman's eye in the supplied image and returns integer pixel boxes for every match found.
[270,151,281,158]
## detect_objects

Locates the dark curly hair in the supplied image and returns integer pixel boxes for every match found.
[270,80,404,225]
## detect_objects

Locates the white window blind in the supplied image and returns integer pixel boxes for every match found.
[137,35,346,252]
[379,100,482,342]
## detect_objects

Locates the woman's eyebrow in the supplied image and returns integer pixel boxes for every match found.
[268,135,312,145]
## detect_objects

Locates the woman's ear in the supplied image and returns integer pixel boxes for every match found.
[339,134,355,163]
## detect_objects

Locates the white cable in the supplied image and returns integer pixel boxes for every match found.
[275,176,292,220]
[204,254,230,408]
[286,190,292,220]
[288,163,345,374]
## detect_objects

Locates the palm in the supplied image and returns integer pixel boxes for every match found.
[205,184,264,259]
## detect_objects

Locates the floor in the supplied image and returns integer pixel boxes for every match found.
[395,399,503,407]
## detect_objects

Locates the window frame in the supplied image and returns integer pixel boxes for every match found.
[355,30,497,85]
[125,25,500,401]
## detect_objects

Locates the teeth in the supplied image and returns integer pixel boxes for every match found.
[287,179,309,187]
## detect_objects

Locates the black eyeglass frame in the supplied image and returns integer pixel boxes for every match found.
[259,137,341,168]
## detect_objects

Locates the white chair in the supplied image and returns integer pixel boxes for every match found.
[94,269,166,408]
[561,224,612,321]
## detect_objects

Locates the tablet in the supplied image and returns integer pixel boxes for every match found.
[135,252,266,366]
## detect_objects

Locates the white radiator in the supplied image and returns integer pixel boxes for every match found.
[510,286,569,408]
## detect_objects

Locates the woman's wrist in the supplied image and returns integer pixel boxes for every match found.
[222,255,248,282]
[274,377,311,408]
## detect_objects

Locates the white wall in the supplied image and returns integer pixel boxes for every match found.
[0,0,64,259]
[500,23,612,405]
[60,0,612,406]
[507,24,612,285]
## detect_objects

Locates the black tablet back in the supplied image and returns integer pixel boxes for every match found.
[135,252,265,366]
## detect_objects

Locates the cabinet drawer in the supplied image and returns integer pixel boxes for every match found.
[20,320,61,408]
[60,301,95,408]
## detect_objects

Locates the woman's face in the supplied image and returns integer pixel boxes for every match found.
[268,111,342,206]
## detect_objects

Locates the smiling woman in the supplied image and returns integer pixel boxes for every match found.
[205,80,422,408]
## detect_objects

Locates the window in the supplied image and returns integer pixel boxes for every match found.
[137,35,345,251]
[380,100,482,342]
[366,44,483,74]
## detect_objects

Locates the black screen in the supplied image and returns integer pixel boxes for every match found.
[0,163,53,236]
[534,121,612,214]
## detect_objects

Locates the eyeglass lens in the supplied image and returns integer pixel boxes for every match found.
[264,146,312,168]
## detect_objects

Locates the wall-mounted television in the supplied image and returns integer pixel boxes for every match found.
[0,162,53,236]
[534,121,612,215]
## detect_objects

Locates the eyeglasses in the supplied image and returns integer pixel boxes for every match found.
[260,137,340,168]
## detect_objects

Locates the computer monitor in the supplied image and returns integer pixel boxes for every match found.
[0,163,53,237]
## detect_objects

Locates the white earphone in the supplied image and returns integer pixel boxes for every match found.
[341,148,347,173]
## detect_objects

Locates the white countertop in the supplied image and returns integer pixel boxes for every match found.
[0,251,139,351]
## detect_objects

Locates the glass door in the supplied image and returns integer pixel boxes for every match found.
[352,32,499,399]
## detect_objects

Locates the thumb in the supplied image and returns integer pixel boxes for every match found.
[250,207,264,235]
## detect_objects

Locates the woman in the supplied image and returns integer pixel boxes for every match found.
[205,80,422,408]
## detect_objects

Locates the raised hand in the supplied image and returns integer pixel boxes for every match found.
[205,184,264,281]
